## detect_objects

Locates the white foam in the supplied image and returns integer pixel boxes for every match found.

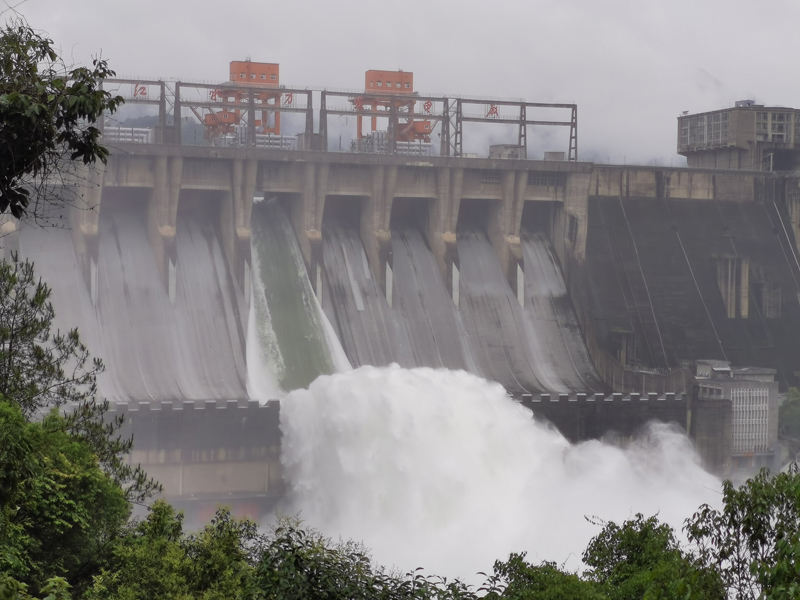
[281,365,721,581]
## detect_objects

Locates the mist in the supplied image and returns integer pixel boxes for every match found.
[279,365,721,581]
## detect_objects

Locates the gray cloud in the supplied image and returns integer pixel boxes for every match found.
[15,0,800,164]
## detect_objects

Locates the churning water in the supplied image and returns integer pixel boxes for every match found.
[279,365,721,581]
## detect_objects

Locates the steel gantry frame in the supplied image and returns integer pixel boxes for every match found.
[321,91,576,159]
[320,90,451,156]
[104,79,578,160]
[454,99,577,160]
[104,79,314,147]
[172,82,313,147]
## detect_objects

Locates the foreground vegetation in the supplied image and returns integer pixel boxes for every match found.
[2,17,800,600]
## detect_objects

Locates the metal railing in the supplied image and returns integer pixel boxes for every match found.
[103,126,154,144]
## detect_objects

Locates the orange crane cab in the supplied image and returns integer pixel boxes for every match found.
[203,60,281,140]
[355,70,433,143]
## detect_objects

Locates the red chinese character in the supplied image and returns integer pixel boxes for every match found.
[486,104,499,118]
[283,93,293,106]
[133,84,147,98]
[423,100,433,114]
[354,96,364,111]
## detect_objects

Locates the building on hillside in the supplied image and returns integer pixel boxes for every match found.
[694,360,779,472]
[677,100,800,171]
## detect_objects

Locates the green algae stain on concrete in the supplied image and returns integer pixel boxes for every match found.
[250,200,336,391]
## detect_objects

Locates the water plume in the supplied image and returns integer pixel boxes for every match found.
[280,365,721,581]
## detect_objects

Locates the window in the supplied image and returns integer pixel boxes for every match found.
[528,172,567,187]
[230,75,236,81]
[260,74,266,79]
[396,83,401,88]
[240,73,245,78]
[405,83,410,88]
[270,74,276,80]
[251,74,256,79]
[377,81,382,87]
[386,82,392,88]
[481,170,501,184]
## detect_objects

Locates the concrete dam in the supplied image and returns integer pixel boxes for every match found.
[11,142,800,518]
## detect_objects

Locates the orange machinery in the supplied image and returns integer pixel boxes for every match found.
[356,70,433,142]
[204,61,281,139]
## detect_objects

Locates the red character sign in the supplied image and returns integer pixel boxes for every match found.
[354,96,364,111]
[132,84,147,99]
[486,104,499,118]
[209,90,221,102]
[423,100,433,114]
[283,93,293,106]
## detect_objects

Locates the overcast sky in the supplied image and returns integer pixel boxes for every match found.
[13,0,800,164]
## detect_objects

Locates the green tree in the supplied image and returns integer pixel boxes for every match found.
[0,401,128,597]
[86,502,263,600]
[0,254,158,503]
[0,254,101,417]
[685,465,800,600]
[256,516,476,600]
[0,19,122,219]
[482,553,606,600]
[0,254,159,596]
[84,501,193,600]
[582,514,723,600]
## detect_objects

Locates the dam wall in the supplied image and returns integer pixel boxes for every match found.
[110,399,283,524]
[521,391,732,475]
[40,149,800,394]
[575,167,800,390]
[80,144,590,305]
[13,151,800,499]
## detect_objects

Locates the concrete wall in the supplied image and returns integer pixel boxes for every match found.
[111,399,283,524]
[522,392,688,443]
[591,166,758,202]
[521,391,730,475]
[577,193,800,389]
[85,145,591,300]
[690,398,733,476]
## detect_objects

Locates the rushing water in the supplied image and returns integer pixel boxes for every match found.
[248,199,343,397]
[279,365,721,581]
[20,206,249,401]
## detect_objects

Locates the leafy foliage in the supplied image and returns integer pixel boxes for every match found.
[482,553,605,600]
[0,254,101,417]
[0,20,122,219]
[0,401,128,597]
[87,503,263,600]
[0,254,158,503]
[685,464,800,600]
[582,514,723,600]
[256,516,476,600]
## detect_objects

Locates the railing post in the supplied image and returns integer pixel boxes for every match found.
[319,92,328,151]
[173,82,182,146]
